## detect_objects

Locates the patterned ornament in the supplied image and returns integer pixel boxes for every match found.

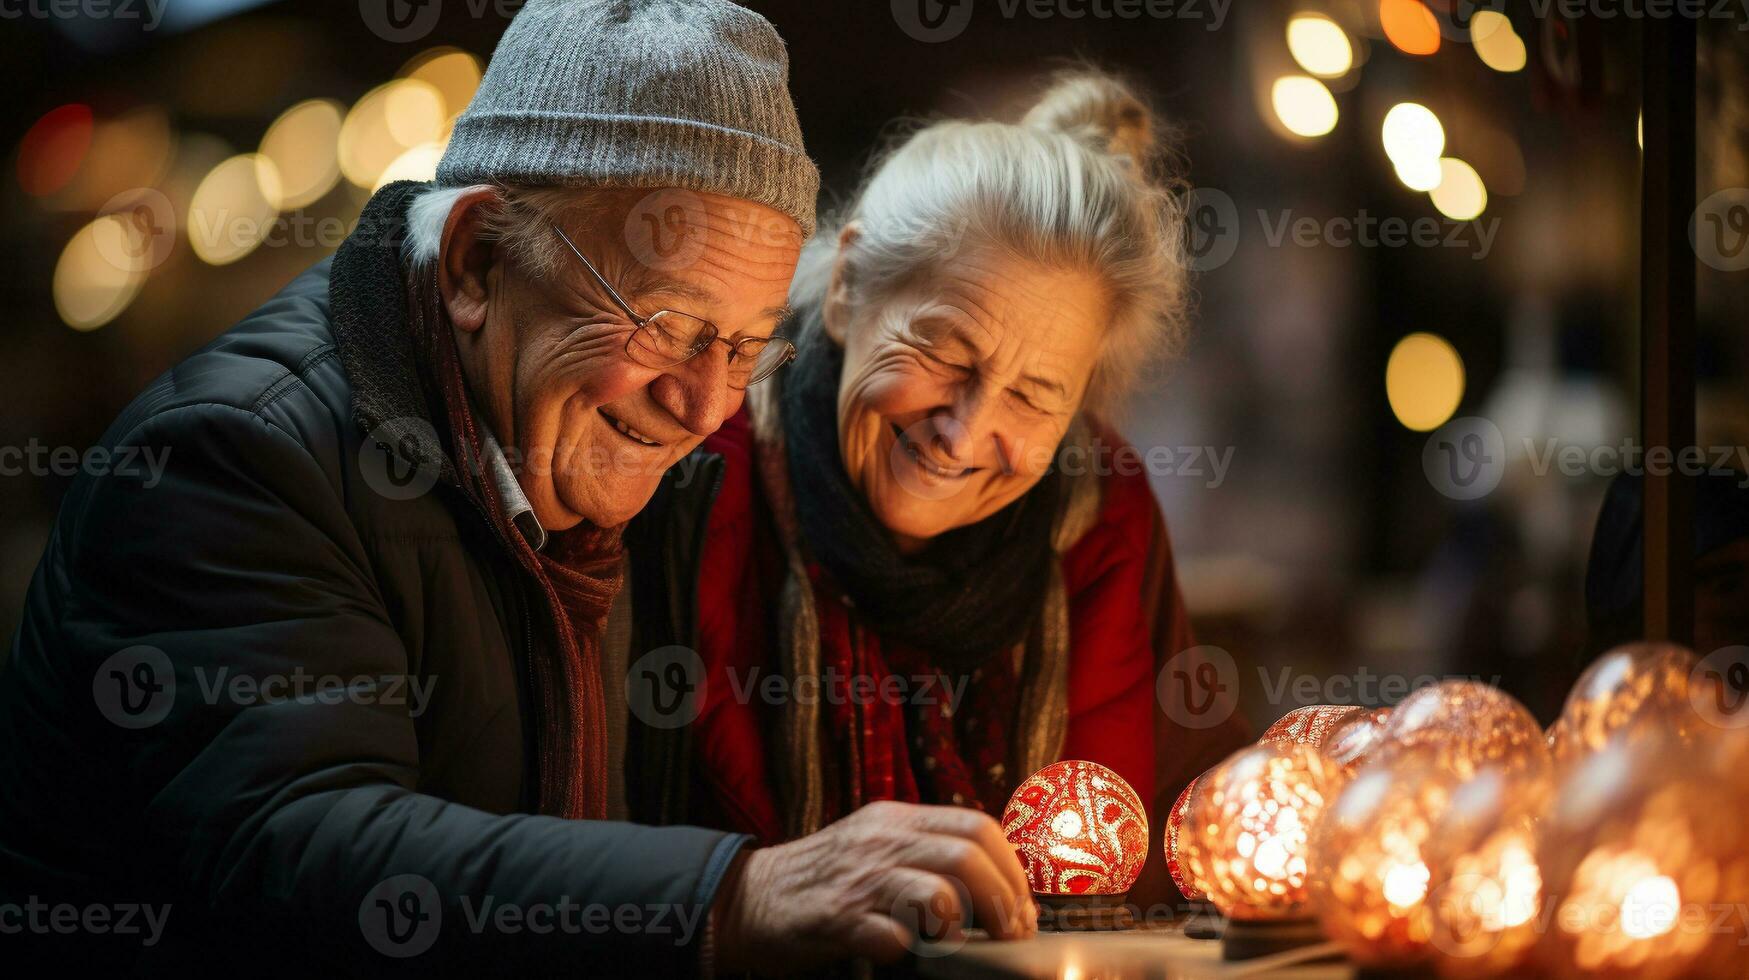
[1165,775,1207,900]
[1001,760,1149,896]
[1260,704,1364,751]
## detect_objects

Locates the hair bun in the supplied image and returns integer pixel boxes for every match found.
[1021,69,1158,173]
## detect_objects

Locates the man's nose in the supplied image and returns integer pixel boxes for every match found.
[648,351,731,437]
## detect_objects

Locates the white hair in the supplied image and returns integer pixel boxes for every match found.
[402,182,621,277]
[793,69,1191,413]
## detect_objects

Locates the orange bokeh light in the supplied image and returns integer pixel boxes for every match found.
[18,104,93,197]
[1380,0,1441,56]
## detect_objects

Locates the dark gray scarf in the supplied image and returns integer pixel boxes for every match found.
[778,316,1061,670]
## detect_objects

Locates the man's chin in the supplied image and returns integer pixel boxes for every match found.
[558,477,662,529]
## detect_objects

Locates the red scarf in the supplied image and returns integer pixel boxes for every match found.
[407,264,623,821]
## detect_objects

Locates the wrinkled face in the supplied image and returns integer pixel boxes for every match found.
[832,246,1109,549]
[466,190,801,529]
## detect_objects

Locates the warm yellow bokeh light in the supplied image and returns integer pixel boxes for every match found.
[259,99,344,210]
[402,47,483,125]
[1430,157,1488,220]
[1287,14,1353,78]
[1271,75,1339,138]
[1471,11,1527,72]
[1386,332,1465,432]
[375,141,447,191]
[188,153,281,266]
[1394,155,1443,192]
[338,80,446,189]
[1382,102,1445,167]
[53,214,149,330]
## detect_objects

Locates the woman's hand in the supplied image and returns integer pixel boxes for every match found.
[713,800,1038,973]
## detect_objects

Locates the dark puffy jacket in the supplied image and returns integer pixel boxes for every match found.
[0,187,739,976]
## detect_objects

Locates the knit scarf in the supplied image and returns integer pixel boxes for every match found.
[403,259,623,821]
[777,319,1061,671]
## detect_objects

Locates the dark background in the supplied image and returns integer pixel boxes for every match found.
[3,0,1747,725]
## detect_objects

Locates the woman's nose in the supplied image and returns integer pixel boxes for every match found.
[934,385,999,463]
[649,352,731,436]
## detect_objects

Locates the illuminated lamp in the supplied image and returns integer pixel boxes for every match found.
[1002,760,1148,930]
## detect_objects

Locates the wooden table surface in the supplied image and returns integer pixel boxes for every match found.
[911,923,1355,980]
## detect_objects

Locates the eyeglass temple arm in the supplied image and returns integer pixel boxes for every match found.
[548,221,645,326]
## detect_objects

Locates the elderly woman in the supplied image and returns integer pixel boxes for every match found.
[691,71,1252,904]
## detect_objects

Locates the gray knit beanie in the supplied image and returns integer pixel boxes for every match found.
[437,0,818,236]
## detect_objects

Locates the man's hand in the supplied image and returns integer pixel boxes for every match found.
[713,800,1038,973]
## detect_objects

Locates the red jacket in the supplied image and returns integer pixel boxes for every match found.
[690,408,1250,903]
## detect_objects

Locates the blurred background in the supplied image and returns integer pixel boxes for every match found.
[3,0,1746,726]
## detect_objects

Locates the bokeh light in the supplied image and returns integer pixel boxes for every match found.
[54,215,149,330]
[338,79,446,189]
[375,141,446,191]
[259,98,344,210]
[1286,14,1353,78]
[1551,643,1708,765]
[1380,0,1440,56]
[188,153,282,266]
[1382,102,1445,169]
[1470,11,1527,72]
[401,47,484,126]
[1430,158,1488,220]
[1376,680,1548,781]
[1385,332,1465,432]
[17,104,93,197]
[1271,75,1339,138]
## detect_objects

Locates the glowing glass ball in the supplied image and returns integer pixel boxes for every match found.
[1420,768,1550,978]
[1001,760,1148,896]
[1377,681,1548,781]
[1551,643,1704,765]
[1325,707,1394,775]
[1181,742,1340,921]
[1310,750,1465,968]
[1260,704,1364,751]
[1534,731,1749,979]
[1165,774,1208,901]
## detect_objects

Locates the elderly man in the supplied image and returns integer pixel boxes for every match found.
[0,1,1034,974]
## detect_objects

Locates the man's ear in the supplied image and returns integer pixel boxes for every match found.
[437,187,506,334]
[820,222,861,347]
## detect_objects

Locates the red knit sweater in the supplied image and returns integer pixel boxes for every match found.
[689,408,1251,903]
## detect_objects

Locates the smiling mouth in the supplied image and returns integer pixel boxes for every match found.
[892,423,975,479]
[599,408,663,448]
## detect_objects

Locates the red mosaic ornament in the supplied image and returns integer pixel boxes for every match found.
[1001,760,1149,896]
[1164,774,1207,900]
[1259,704,1363,751]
